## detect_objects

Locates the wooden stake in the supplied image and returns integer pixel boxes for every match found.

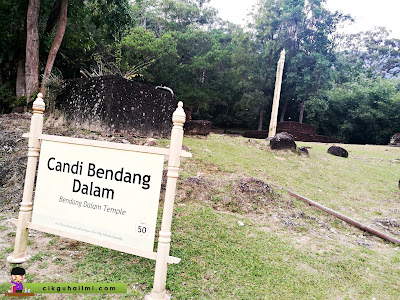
[146,102,186,300]
[268,49,286,138]
[7,93,45,263]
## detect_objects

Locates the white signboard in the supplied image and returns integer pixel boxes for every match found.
[31,140,164,252]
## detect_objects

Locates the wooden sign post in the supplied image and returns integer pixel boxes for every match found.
[8,94,189,300]
[146,102,186,300]
[7,93,45,263]
[268,49,286,138]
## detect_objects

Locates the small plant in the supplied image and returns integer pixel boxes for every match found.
[49,238,58,245]
[42,68,65,115]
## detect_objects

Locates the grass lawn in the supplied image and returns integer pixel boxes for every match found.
[1,133,400,299]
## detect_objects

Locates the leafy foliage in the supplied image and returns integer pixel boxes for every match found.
[320,76,400,144]
[1,0,400,144]
[338,27,400,79]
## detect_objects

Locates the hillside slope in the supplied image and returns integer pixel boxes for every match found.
[1,113,400,299]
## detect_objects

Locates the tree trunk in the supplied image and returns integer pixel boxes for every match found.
[258,108,264,131]
[45,0,62,34]
[16,29,27,98]
[40,0,68,97]
[279,99,288,122]
[16,58,26,98]
[25,0,40,103]
[299,100,306,124]
[0,71,2,113]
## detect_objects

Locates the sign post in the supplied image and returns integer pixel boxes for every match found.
[8,93,45,263]
[268,49,286,138]
[7,94,189,299]
[146,102,185,300]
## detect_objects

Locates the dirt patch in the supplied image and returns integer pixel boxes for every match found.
[374,218,400,237]
[179,175,290,214]
[0,113,31,210]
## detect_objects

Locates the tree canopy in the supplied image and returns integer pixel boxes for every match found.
[1,0,399,144]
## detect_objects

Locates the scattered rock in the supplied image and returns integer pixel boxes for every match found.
[374,218,400,228]
[356,240,371,248]
[269,132,296,151]
[327,145,348,158]
[144,138,157,146]
[389,133,400,146]
[184,176,206,185]
[298,146,309,156]
[238,221,245,226]
[238,177,272,194]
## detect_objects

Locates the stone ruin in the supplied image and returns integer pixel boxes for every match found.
[243,121,342,143]
[183,106,212,135]
[55,75,176,137]
[389,133,400,147]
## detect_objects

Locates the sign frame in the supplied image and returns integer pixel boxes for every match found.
[7,93,190,300]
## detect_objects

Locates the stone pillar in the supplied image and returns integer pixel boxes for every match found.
[268,49,286,138]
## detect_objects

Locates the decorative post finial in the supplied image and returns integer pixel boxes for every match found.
[32,93,45,114]
[172,101,186,125]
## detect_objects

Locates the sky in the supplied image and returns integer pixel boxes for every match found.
[208,0,400,39]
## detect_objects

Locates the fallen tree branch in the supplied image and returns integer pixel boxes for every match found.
[270,183,400,246]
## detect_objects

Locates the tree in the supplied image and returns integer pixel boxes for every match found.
[338,27,400,79]
[250,0,346,125]
[319,76,400,144]
[40,0,68,96]
[118,27,178,79]
[25,0,40,103]
[230,30,270,129]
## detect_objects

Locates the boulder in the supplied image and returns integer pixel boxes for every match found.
[270,132,296,150]
[327,146,348,158]
[389,133,400,146]
[298,146,310,156]
[184,120,212,135]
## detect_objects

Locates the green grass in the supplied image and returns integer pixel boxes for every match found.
[183,134,400,222]
[2,133,400,299]
[60,202,399,299]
